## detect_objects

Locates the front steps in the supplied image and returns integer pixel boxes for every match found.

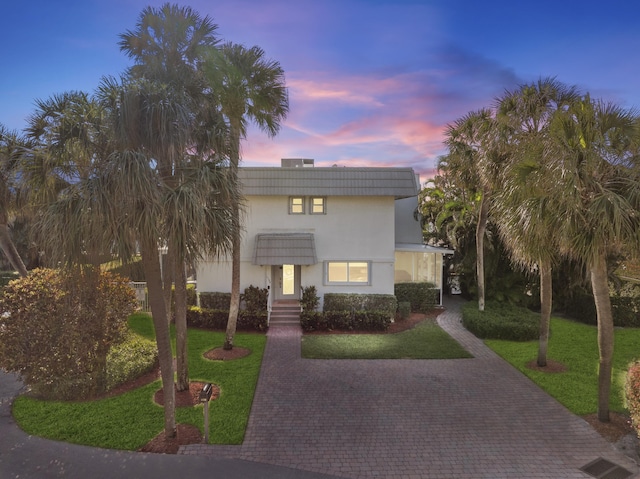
[270,301,301,326]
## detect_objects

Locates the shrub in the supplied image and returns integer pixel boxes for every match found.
[186,306,267,331]
[626,361,640,439]
[300,310,391,332]
[199,292,231,309]
[301,285,320,312]
[0,267,137,400]
[394,282,438,312]
[397,301,411,321]
[323,293,397,319]
[105,332,158,391]
[461,300,539,341]
[242,285,268,313]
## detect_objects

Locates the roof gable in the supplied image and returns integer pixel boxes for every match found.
[239,167,419,198]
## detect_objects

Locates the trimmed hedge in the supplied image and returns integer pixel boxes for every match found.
[323,293,397,319]
[560,286,640,327]
[199,292,231,310]
[105,332,158,392]
[394,282,438,313]
[187,306,268,332]
[462,301,539,341]
[300,310,392,332]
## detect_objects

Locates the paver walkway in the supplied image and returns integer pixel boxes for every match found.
[181,298,639,478]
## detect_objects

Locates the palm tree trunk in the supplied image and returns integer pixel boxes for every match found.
[475,188,489,311]
[0,223,27,277]
[591,254,614,423]
[224,123,242,350]
[162,240,176,325]
[537,258,552,367]
[141,239,176,438]
[174,256,189,392]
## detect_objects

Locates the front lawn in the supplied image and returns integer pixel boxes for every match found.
[301,319,472,359]
[12,314,266,449]
[486,316,640,415]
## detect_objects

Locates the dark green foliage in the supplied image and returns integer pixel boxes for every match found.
[105,332,158,391]
[0,268,137,400]
[242,285,268,313]
[556,283,640,327]
[106,259,146,282]
[462,301,539,341]
[187,306,268,331]
[323,293,397,319]
[394,282,438,312]
[301,285,320,312]
[199,292,231,309]
[397,301,411,320]
[300,310,392,332]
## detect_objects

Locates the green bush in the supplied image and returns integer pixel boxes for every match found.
[323,293,397,319]
[301,285,320,312]
[105,332,158,391]
[300,310,392,332]
[242,285,268,313]
[462,301,539,341]
[626,361,640,439]
[199,292,231,309]
[187,306,268,331]
[0,267,137,400]
[394,282,438,312]
[397,301,411,320]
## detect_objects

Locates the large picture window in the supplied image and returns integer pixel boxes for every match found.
[326,261,370,284]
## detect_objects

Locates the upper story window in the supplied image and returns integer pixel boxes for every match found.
[310,197,326,214]
[289,197,305,214]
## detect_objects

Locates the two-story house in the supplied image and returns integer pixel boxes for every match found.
[196,159,452,312]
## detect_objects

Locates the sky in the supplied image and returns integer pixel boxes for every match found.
[2,0,640,180]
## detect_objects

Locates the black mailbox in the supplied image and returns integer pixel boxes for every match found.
[199,383,213,403]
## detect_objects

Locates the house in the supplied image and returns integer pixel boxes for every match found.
[196,159,452,314]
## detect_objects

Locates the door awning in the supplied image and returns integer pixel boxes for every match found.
[253,233,317,265]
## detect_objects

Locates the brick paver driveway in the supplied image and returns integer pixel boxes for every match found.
[182,298,638,479]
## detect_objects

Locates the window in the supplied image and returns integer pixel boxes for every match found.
[310,197,326,214]
[289,197,304,214]
[326,261,370,284]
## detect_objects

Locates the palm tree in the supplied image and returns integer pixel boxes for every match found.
[203,42,289,350]
[494,78,580,366]
[548,95,640,422]
[0,125,28,276]
[118,3,225,393]
[444,109,503,311]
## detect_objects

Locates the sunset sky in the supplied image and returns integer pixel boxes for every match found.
[2,0,639,179]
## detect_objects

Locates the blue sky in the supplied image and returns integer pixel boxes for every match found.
[2,0,639,179]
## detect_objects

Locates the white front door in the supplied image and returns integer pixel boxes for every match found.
[273,264,300,300]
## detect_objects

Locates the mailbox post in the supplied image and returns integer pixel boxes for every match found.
[199,383,213,443]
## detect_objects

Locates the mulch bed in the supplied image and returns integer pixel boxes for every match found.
[203,346,251,360]
[153,381,220,408]
[138,423,204,454]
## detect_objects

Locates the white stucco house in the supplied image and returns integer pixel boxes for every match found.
[196,159,452,311]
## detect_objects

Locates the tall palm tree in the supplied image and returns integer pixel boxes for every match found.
[494,78,580,366]
[444,109,503,311]
[548,95,640,422]
[0,125,28,276]
[203,42,289,350]
[118,3,225,394]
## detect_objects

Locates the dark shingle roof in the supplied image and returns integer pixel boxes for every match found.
[239,167,418,198]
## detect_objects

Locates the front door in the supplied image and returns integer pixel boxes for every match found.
[273,264,300,300]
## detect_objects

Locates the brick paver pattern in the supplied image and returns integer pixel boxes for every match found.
[181,299,638,479]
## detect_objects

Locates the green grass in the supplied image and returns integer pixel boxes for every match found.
[486,317,640,415]
[301,319,472,359]
[12,314,266,449]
